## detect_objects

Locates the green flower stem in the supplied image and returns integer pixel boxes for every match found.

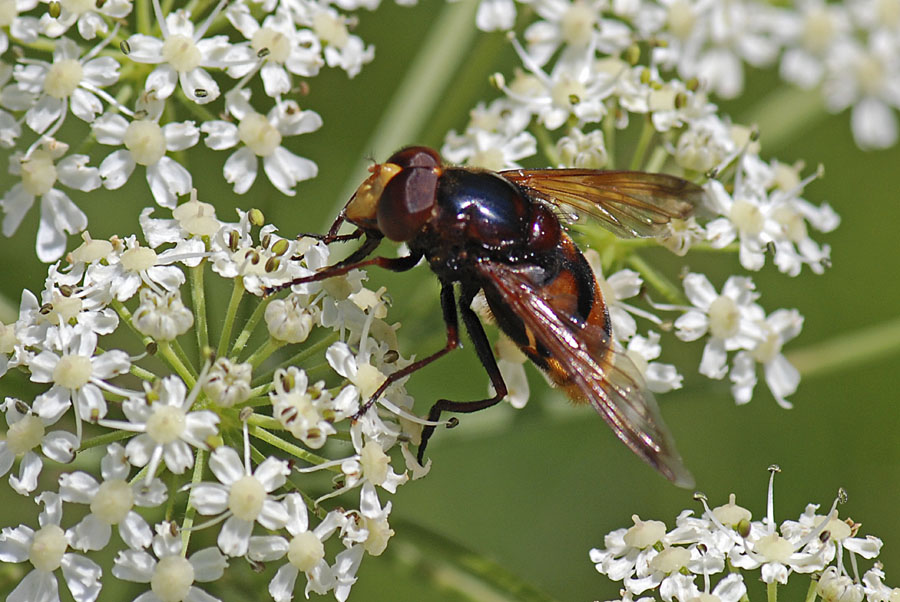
[170,338,198,379]
[786,315,900,379]
[159,340,197,388]
[644,145,669,173]
[247,384,274,401]
[246,424,335,470]
[246,413,283,431]
[111,299,155,345]
[804,579,819,602]
[767,581,778,602]
[136,0,152,35]
[603,109,617,169]
[251,331,341,388]
[388,518,558,602]
[130,363,157,382]
[629,116,656,171]
[330,0,481,219]
[534,124,561,166]
[740,85,828,154]
[78,429,134,452]
[626,253,687,305]
[181,447,206,555]
[217,277,246,359]
[230,293,273,358]
[245,336,284,370]
[190,264,209,353]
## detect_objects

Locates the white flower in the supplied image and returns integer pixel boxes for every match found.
[0,397,77,495]
[249,493,344,601]
[775,0,851,89]
[132,288,195,341]
[441,126,536,171]
[124,6,249,104]
[112,520,228,602]
[27,323,131,438]
[202,357,253,407]
[674,273,763,380]
[523,0,632,66]
[11,36,119,134]
[59,443,166,552]
[226,4,324,96]
[39,0,132,39]
[270,366,350,448]
[201,90,321,196]
[87,235,187,302]
[475,0,517,31]
[556,126,608,168]
[591,515,671,582]
[98,375,220,482]
[0,492,103,602]
[625,332,683,394]
[290,3,374,78]
[0,0,39,52]
[92,109,198,208]
[266,293,317,344]
[189,445,290,557]
[729,308,802,408]
[491,335,530,409]
[1,139,98,262]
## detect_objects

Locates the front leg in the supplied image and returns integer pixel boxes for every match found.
[418,286,508,463]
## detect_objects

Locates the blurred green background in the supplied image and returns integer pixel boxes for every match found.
[1,0,899,600]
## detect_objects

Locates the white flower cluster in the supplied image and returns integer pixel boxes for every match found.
[442,0,844,413]
[0,196,429,602]
[590,468,896,602]
[0,0,390,262]
[467,0,900,150]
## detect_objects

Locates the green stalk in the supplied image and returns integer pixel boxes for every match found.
[190,263,209,353]
[251,331,340,388]
[629,116,655,171]
[786,315,900,379]
[245,337,284,369]
[79,429,134,452]
[246,424,335,469]
[804,578,819,602]
[767,581,778,602]
[230,293,272,358]
[329,0,481,222]
[626,253,686,305]
[159,340,196,388]
[217,278,246,359]
[181,447,206,555]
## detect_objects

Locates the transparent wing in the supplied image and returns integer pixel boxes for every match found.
[500,169,706,238]
[477,259,695,487]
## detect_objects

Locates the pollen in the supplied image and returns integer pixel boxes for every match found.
[145,404,187,445]
[120,245,158,272]
[252,28,291,63]
[312,12,348,48]
[707,295,740,340]
[287,531,325,572]
[21,152,58,196]
[91,479,135,525]
[29,524,68,572]
[227,475,266,521]
[43,59,83,99]
[729,199,765,236]
[238,112,281,157]
[123,120,166,166]
[162,34,202,73]
[649,546,691,573]
[151,555,195,602]
[53,354,93,389]
[6,414,45,456]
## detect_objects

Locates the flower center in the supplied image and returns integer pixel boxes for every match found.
[120,245,159,272]
[877,0,900,26]
[649,546,691,573]
[6,414,45,455]
[707,295,740,340]
[173,199,219,237]
[151,555,195,602]
[623,515,666,549]
[0,0,18,28]
[145,404,187,444]
[238,113,281,157]
[91,479,135,525]
[162,34,202,73]
[551,77,586,108]
[312,12,348,48]
[228,475,266,521]
[124,120,166,166]
[856,52,885,96]
[730,199,765,236]
[667,0,697,39]
[801,7,836,54]
[28,524,68,572]
[560,2,595,46]
[252,27,291,63]
[353,363,387,400]
[712,494,752,526]
[363,515,394,556]
[53,354,93,389]
[360,441,389,486]
[44,59,83,99]
[469,148,506,171]
[21,153,58,196]
[751,329,781,364]
[287,531,324,572]
[755,533,793,563]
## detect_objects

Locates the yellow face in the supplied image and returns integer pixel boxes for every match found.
[345,162,402,228]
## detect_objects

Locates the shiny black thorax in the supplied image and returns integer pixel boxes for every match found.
[406,168,599,334]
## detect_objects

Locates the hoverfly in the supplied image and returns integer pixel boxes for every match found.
[270,146,705,487]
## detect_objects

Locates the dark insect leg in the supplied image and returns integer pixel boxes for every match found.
[265,238,416,296]
[297,230,363,244]
[417,287,508,463]
[353,282,460,419]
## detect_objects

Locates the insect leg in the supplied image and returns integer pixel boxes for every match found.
[265,240,418,296]
[417,288,508,463]
[354,282,460,419]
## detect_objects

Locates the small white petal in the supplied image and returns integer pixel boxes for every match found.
[218,515,253,557]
